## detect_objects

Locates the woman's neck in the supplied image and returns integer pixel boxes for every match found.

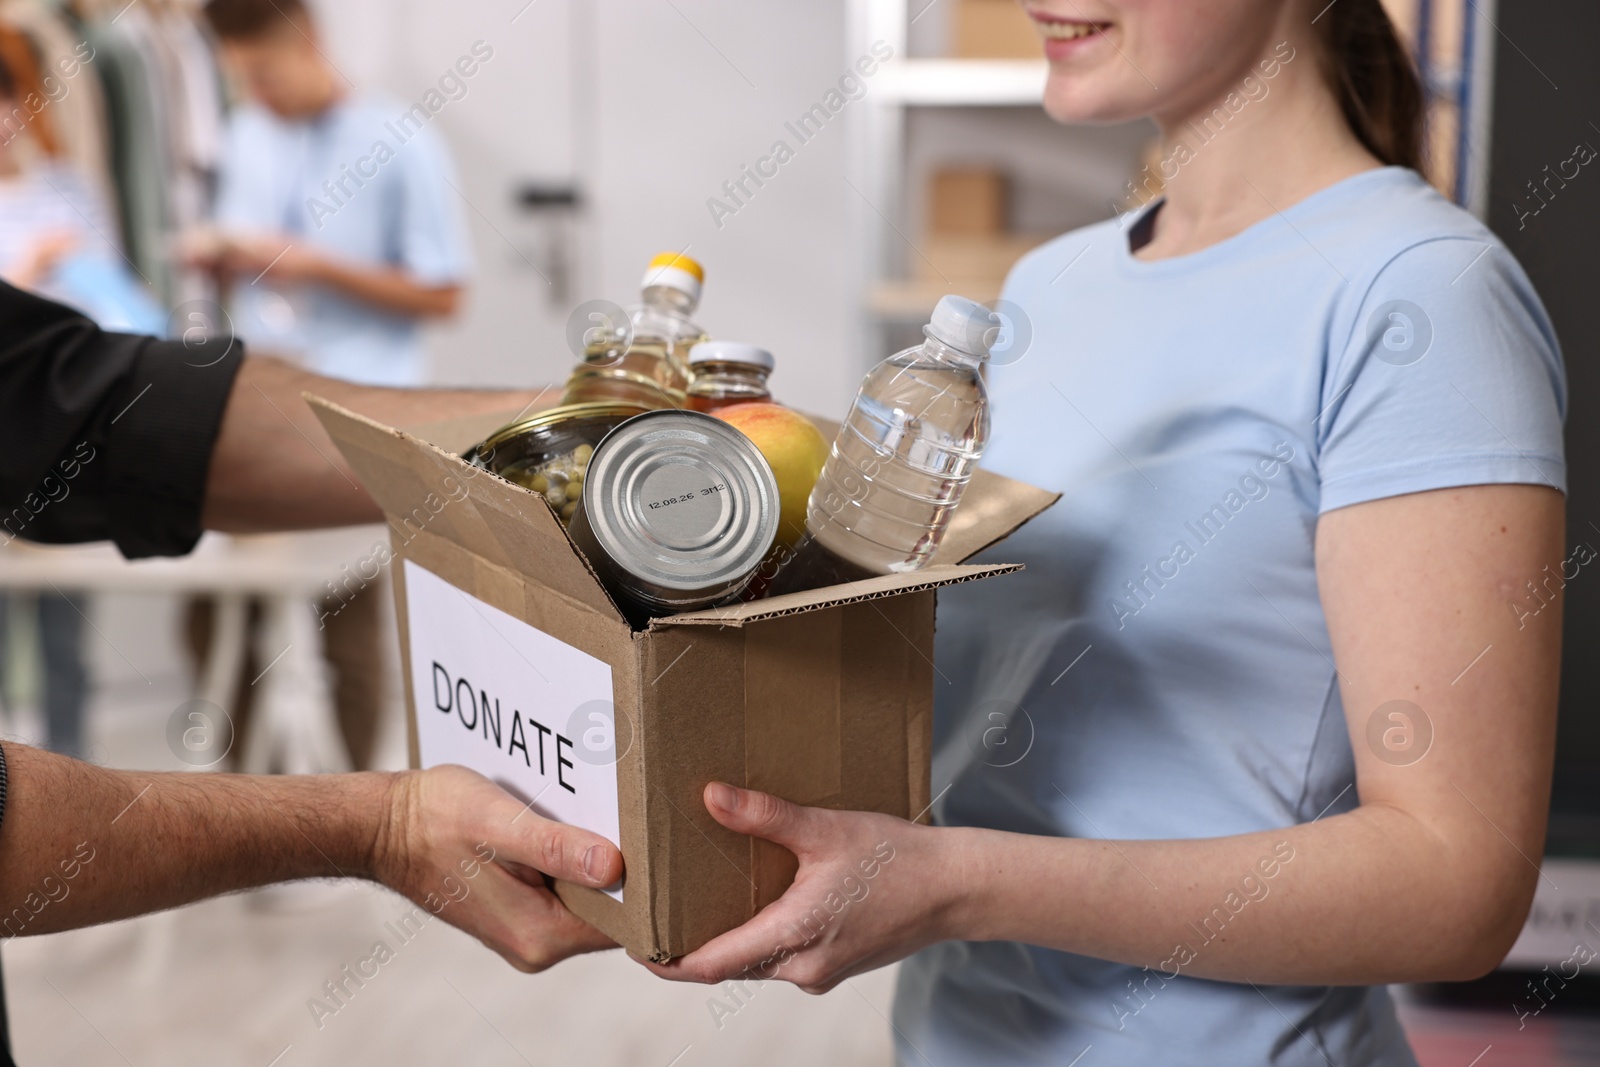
[1135,39,1384,261]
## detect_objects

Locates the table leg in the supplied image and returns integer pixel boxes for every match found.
[195,593,248,742]
[244,595,351,775]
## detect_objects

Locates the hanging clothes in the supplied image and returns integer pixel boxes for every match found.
[0,0,112,210]
[1,0,230,308]
[144,3,223,305]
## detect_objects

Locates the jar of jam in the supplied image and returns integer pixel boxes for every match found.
[684,341,774,413]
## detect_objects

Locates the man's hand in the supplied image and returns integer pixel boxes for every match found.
[0,746,621,974]
[375,765,622,972]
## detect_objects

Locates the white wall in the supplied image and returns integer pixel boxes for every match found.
[589,0,863,417]
[311,0,864,418]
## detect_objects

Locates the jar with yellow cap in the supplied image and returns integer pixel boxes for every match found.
[560,252,710,409]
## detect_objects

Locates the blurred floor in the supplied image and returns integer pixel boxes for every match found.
[0,590,896,1067]
[6,889,897,1067]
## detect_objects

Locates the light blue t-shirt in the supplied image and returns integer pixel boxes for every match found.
[894,168,1566,1066]
[215,95,471,385]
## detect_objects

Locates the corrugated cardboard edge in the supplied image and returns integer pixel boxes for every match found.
[652,563,1024,628]
[390,552,423,769]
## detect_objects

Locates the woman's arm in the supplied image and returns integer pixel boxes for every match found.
[645,483,1563,992]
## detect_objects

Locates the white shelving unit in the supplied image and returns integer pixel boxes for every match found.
[848,0,1053,357]
[875,58,1048,106]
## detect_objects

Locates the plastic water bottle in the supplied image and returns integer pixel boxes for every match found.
[768,295,997,595]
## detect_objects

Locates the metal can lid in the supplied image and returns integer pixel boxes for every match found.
[476,401,654,454]
[581,410,778,594]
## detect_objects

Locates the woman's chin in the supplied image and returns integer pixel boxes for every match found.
[1040,81,1146,126]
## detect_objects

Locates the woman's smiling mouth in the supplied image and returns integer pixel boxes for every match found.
[1027,12,1113,57]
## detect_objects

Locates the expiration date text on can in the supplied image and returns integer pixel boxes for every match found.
[646,484,727,510]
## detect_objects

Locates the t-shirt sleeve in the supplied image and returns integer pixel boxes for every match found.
[1314,236,1566,514]
[393,127,472,285]
[0,282,243,559]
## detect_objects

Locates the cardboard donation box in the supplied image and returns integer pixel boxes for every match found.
[310,396,1058,960]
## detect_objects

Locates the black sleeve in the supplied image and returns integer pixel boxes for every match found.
[0,281,244,559]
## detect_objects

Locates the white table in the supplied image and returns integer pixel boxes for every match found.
[0,527,398,980]
[0,526,393,775]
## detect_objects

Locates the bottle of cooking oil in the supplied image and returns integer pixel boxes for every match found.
[767,295,997,596]
[560,252,709,409]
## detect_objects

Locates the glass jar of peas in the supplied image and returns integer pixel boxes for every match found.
[464,401,651,526]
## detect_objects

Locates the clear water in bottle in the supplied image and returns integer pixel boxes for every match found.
[768,296,996,594]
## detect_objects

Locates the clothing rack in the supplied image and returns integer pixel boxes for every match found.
[0,0,226,305]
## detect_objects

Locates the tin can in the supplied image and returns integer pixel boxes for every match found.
[569,409,779,622]
[465,401,652,525]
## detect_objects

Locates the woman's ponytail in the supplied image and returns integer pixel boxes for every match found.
[1317,0,1426,173]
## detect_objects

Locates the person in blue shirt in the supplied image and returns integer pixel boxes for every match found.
[187,0,474,773]
[647,3,1567,1066]
[193,0,471,388]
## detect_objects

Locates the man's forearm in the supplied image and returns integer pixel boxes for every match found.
[0,744,397,937]
[308,256,461,318]
[202,355,555,533]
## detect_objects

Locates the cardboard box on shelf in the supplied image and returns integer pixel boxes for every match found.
[930,167,1010,237]
[952,0,1043,60]
[311,397,1058,961]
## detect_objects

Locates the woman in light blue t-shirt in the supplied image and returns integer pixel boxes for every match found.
[649,2,1566,1064]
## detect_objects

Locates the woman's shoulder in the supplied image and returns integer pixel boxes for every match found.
[1313,168,1511,286]
[1281,167,1552,360]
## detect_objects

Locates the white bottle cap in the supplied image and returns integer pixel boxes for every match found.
[688,341,775,370]
[927,294,1000,357]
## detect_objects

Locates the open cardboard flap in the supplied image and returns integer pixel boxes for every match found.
[307,396,628,624]
[309,397,1061,627]
[653,563,1022,627]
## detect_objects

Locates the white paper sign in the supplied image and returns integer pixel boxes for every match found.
[1502,858,1600,969]
[403,560,622,899]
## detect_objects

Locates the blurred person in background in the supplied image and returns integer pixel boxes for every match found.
[648,2,1568,1065]
[183,0,472,772]
[0,31,164,762]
